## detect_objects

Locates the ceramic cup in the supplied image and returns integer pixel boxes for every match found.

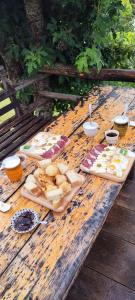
[83,122,99,137]
[105,129,119,145]
[1,155,23,182]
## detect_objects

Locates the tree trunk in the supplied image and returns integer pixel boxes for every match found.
[23,0,43,45]
[23,0,53,121]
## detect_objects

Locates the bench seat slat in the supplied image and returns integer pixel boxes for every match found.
[0,115,35,144]
[0,118,46,160]
[0,116,45,153]
[0,113,32,136]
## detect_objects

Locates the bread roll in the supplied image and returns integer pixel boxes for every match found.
[46,184,58,192]
[24,181,37,191]
[34,168,44,178]
[55,174,67,186]
[38,159,52,170]
[24,181,42,196]
[26,174,36,184]
[66,170,81,187]
[57,162,68,174]
[45,188,63,202]
[46,164,59,177]
[31,187,43,197]
[59,181,71,195]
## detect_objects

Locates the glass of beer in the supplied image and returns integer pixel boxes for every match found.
[2,155,23,182]
[113,115,129,137]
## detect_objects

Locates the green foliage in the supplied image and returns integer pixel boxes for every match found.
[76,47,103,72]
[22,47,54,76]
[16,86,36,104]
[0,0,134,113]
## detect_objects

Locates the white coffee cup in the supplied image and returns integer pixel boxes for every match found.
[105,129,119,145]
[83,122,99,137]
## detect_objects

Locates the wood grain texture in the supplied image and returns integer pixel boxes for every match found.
[0,117,46,160]
[0,86,132,275]
[0,86,114,275]
[84,231,135,290]
[41,63,135,82]
[47,86,114,135]
[39,90,81,101]
[0,86,135,300]
[0,180,121,300]
[67,267,135,300]
[117,179,135,211]
[103,204,135,243]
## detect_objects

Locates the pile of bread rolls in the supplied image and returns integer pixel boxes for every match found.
[24,159,82,208]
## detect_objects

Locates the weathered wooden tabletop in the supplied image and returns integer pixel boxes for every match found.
[0,86,135,300]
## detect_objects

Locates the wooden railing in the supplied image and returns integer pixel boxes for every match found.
[41,64,135,82]
[0,64,135,114]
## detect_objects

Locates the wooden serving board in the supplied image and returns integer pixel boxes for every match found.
[20,132,70,160]
[21,174,85,212]
[84,156,135,183]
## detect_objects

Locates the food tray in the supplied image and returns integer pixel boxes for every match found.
[20,132,70,160]
[21,174,85,212]
[80,144,135,183]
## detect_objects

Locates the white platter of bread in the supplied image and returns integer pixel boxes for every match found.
[21,159,85,212]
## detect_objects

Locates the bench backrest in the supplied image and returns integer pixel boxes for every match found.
[0,66,22,125]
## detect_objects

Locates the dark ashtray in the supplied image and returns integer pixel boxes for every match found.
[11,209,39,233]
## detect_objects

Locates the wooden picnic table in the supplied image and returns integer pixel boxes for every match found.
[0,86,135,300]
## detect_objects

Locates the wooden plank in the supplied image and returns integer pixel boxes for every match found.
[0,179,121,300]
[41,64,135,82]
[103,204,135,244]
[0,116,45,152]
[0,113,32,135]
[0,189,49,274]
[39,90,81,101]
[67,267,135,300]
[84,231,135,290]
[0,87,135,299]
[0,115,34,144]
[117,179,135,211]
[46,86,115,135]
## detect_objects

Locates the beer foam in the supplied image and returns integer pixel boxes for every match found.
[2,156,20,169]
[114,115,128,125]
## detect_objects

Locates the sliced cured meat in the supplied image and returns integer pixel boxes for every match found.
[82,159,91,169]
[61,135,68,142]
[94,148,101,155]
[95,144,106,151]
[53,145,60,154]
[57,139,65,148]
[86,153,96,162]
[42,149,54,159]
[89,149,98,158]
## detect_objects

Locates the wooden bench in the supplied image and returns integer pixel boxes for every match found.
[0,66,51,161]
[0,66,82,161]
